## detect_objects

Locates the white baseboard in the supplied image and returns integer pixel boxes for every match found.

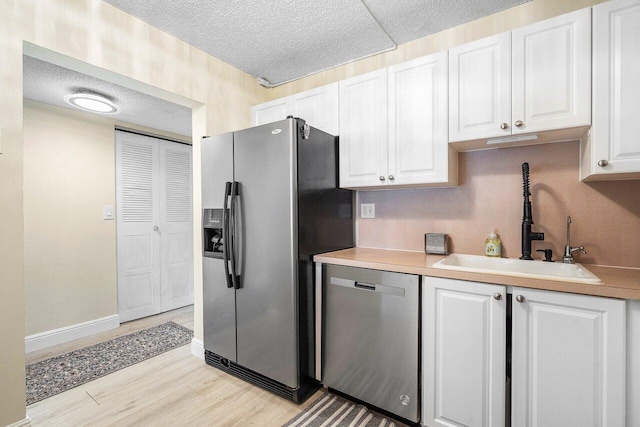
[25,314,120,354]
[7,417,31,427]
[191,337,204,360]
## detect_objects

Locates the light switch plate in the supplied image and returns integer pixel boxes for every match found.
[103,205,115,220]
[360,203,375,219]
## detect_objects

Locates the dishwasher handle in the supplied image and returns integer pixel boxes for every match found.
[330,277,405,297]
[354,282,376,291]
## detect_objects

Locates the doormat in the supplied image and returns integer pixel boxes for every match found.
[26,321,193,405]
[283,391,402,427]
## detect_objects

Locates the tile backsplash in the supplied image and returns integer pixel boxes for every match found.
[357,141,640,268]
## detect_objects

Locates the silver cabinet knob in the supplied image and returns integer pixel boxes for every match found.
[500,123,509,130]
[153,225,159,231]
[514,120,524,127]
[379,176,386,181]
[515,295,525,303]
[597,159,609,167]
[388,175,395,181]
[493,293,502,300]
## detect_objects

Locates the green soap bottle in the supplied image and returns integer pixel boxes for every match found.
[485,230,501,257]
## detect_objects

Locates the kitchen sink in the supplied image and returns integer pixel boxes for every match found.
[432,253,602,284]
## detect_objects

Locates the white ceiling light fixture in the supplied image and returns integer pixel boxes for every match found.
[64,92,120,114]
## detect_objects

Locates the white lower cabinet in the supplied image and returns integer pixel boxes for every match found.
[423,278,626,427]
[423,277,506,427]
[511,287,626,427]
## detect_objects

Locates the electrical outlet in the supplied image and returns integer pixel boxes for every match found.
[361,203,375,219]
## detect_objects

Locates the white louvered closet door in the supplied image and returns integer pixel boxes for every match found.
[116,131,193,322]
[159,143,193,313]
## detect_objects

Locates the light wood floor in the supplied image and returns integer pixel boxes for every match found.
[26,306,323,426]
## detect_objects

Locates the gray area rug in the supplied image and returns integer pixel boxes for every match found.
[26,321,193,405]
[284,391,401,427]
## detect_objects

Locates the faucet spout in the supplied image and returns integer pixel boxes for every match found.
[520,162,544,260]
[563,216,586,263]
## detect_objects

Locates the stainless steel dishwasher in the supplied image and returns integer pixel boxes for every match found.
[322,264,420,423]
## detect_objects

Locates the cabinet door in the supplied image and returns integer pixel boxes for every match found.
[512,8,591,134]
[339,69,388,188]
[388,51,452,186]
[291,83,339,136]
[423,277,506,427]
[449,32,511,142]
[159,142,193,312]
[591,0,640,175]
[251,97,292,126]
[512,288,625,427]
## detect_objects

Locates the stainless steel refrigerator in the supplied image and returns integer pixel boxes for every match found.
[201,117,353,402]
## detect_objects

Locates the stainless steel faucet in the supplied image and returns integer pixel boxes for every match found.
[563,216,587,264]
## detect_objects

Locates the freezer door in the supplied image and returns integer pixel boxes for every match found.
[202,134,237,361]
[233,120,299,388]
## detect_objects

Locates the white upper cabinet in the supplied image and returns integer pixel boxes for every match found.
[251,83,339,135]
[511,288,626,427]
[388,52,454,186]
[291,83,339,135]
[339,68,389,188]
[449,7,591,145]
[339,53,455,189]
[251,97,292,126]
[449,32,512,142]
[512,7,592,134]
[582,0,640,180]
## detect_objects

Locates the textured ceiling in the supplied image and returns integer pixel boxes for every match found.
[102,0,529,86]
[23,55,192,137]
[23,0,529,136]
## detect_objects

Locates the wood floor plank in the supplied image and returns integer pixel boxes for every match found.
[27,305,317,426]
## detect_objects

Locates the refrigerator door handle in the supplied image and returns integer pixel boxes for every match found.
[230,181,241,289]
[222,181,233,288]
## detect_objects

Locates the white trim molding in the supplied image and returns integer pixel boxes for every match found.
[25,315,120,354]
[191,337,204,360]
[7,417,31,427]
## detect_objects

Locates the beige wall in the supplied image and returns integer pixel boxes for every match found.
[358,141,640,268]
[23,100,192,336]
[23,100,117,335]
[0,3,27,424]
[1,0,269,424]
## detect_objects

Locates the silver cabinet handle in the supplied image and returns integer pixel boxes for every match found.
[493,293,502,300]
[515,295,525,303]
[598,159,609,167]
[514,120,524,127]
[388,175,395,181]
[379,176,386,181]
[153,225,159,231]
[500,123,509,130]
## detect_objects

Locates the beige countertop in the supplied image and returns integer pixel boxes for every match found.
[314,247,640,301]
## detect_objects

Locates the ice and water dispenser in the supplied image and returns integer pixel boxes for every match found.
[203,208,224,259]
